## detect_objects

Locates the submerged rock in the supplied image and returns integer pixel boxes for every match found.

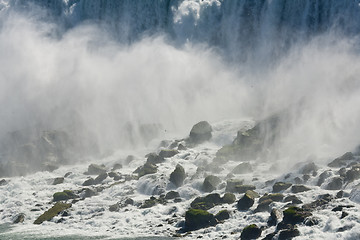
[169,164,185,188]
[34,202,72,224]
[185,208,216,231]
[52,177,64,185]
[188,121,212,145]
[240,224,262,240]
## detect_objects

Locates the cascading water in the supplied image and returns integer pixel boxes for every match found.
[1,1,360,239]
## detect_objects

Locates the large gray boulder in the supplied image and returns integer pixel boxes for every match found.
[169,164,186,188]
[189,121,212,144]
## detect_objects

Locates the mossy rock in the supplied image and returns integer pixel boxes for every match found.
[272,182,292,192]
[53,190,77,202]
[185,208,216,231]
[202,175,221,192]
[169,164,185,187]
[191,193,223,210]
[222,192,236,204]
[215,210,230,221]
[34,202,72,224]
[240,224,262,240]
[283,206,312,225]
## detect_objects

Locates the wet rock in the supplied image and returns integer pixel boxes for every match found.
[82,178,95,186]
[112,163,122,171]
[272,182,292,192]
[191,193,222,210]
[135,163,158,178]
[283,195,302,204]
[341,211,349,219]
[13,213,25,224]
[240,224,262,240]
[202,175,221,192]
[245,190,260,199]
[109,203,119,212]
[254,199,273,212]
[300,162,318,175]
[0,179,8,186]
[94,172,108,184]
[165,191,180,200]
[344,167,360,183]
[185,208,216,231]
[337,225,354,232]
[64,172,72,178]
[294,177,302,184]
[81,188,97,198]
[234,185,256,193]
[87,164,106,175]
[225,179,244,192]
[222,192,236,204]
[326,177,343,190]
[268,208,283,226]
[302,174,311,182]
[328,152,355,168]
[291,185,311,193]
[53,190,77,202]
[237,192,255,211]
[283,206,312,224]
[159,149,179,158]
[215,210,230,222]
[317,170,331,186]
[140,198,157,208]
[178,144,187,151]
[259,193,284,203]
[146,153,165,165]
[108,172,121,180]
[169,164,186,188]
[278,228,300,240]
[232,162,253,174]
[188,121,212,145]
[302,194,333,211]
[34,202,72,224]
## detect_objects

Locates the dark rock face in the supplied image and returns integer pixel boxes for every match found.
[169,164,186,188]
[165,191,180,199]
[232,162,253,174]
[259,193,284,203]
[94,172,108,184]
[283,206,312,225]
[185,208,216,231]
[0,179,8,186]
[283,195,303,204]
[273,182,292,192]
[326,177,343,190]
[202,175,221,192]
[240,224,262,240]
[188,121,212,144]
[328,152,355,168]
[237,192,255,211]
[291,185,311,193]
[13,213,25,224]
[268,208,283,226]
[344,166,360,183]
[317,170,332,186]
[34,202,72,224]
[82,178,95,186]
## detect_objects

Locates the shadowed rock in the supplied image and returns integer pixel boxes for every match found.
[188,121,212,145]
[240,224,261,240]
[34,202,72,224]
[273,182,292,192]
[169,164,185,187]
[185,208,216,231]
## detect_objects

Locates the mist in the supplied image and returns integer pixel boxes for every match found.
[1,4,360,173]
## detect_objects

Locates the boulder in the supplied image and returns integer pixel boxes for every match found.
[268,208,283,226]
[135,163,158,178]
[291,185,311,193]
[52,177,64,185]
[259,193,284,203]
[328,152,355,168]
[191,193,222,210]
[185,208,216,231]
[234,185,256,193]
[278,228,300,240]
[169,164,185,188]
[240,224,262,240]
[165,191,180,200]
[94,172,108,184]
[188,121,212,144]
[82,178,95,186]
[0,179,7,186]
[146,153,165,165]
[202,175,221,192]
[283,195,302,204]
[222,192,236,204]
[13,213,25,224]
[87,164,106,175]
[254,199,273,212]
[159,149,179,158]
[225,179,244,192]
[317,170,332,186]
[344,167,360,183]
[34,202,72,224]
[237,192,255,211]
[300,162,318,175]
[215,210,230,222]
[232,162,253,174]
[273,182,292,192]
[326,177,343,190]
[283,206,312,224]
[53,190,77,202]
